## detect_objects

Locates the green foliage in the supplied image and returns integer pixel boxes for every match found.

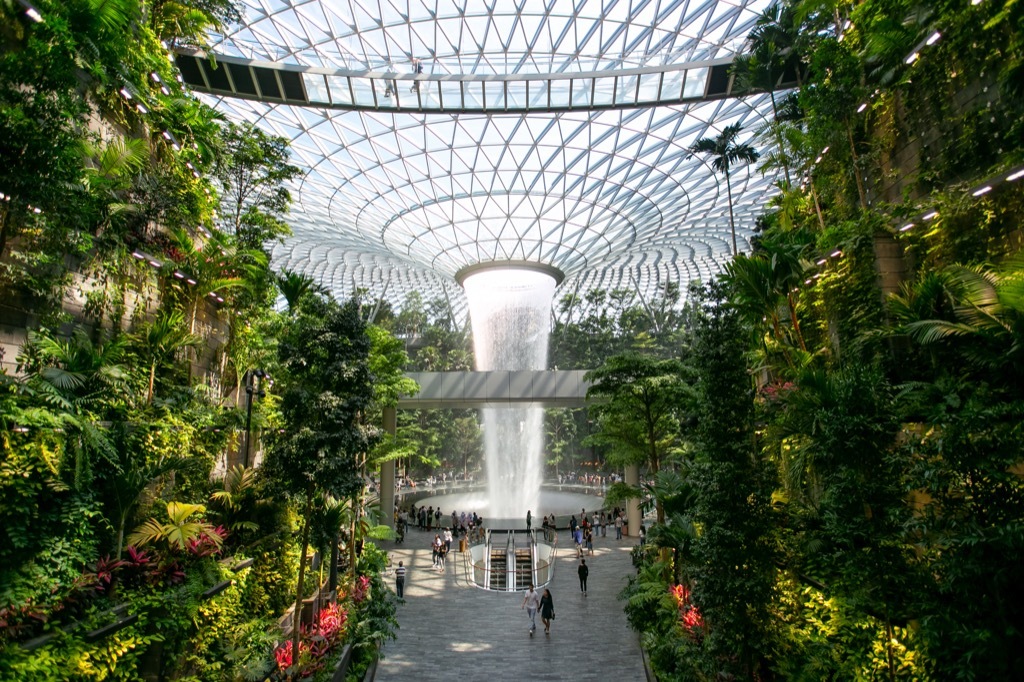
[686,282,777,679]
[551,284,685,369]
[128,501,223,552]
[215,121,299,253]
[179,564,278,682]
[0,433,104,611]
[263,295,376,501]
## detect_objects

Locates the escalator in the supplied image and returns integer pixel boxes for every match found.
[488,550,507,590]
[513,548,532,590]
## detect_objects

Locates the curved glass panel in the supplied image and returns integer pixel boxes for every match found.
[196,1,780,314]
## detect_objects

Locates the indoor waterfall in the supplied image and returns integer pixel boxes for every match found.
[462,266,557,522]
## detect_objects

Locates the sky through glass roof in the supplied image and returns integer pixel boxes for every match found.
[198,0,781,317]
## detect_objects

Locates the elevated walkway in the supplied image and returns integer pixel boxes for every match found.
[176,49,803,114]
[398,370,590,409]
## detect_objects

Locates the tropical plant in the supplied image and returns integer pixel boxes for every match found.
[687,282,776,679]
[215,121,300,252]
[209,464,261,535]
[131,309,201,404]
[261,294,377,664]
[15,328,126,487]
[724,238,812,369]
[687,123,759,256]
[585,352,692,524]
[105,449,192,558]
[277,268,326,311]
[128,501,224,552]
[897,253,1024,386]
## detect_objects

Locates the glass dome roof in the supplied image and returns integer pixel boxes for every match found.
[196,1,781,315]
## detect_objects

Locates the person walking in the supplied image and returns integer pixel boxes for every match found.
[578,558,589,596]
[432,533,442,568]
[521,584,541,635]
[614,513,623,540]
[395,561,406,599]
[539,588,555,634]
[437,541,448,571]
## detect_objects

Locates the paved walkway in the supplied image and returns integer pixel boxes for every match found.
[376,528,646,682]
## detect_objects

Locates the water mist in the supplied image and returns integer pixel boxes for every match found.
[461,265,557,522]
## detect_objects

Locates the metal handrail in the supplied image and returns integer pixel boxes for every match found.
[461,528,560,591]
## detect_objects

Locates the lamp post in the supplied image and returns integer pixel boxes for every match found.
[243,369,268,468]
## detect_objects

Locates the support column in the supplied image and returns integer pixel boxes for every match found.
[625,463,640,538]
[380,407,397,530]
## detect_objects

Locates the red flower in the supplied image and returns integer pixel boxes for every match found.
[316,603,347,641]
[351,576,370,603]
[670,583,704,637]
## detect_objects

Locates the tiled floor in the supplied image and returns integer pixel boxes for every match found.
[376,529,646,681]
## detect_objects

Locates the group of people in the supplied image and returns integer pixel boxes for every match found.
[430,529,452,570]
[554,472,623,487]
[392,504,640,634]
[399,504,483,536]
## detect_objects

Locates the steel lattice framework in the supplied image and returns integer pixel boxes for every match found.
[197,0,781,317]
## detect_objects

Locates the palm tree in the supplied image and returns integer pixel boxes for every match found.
[725,240,811,356]
[209,464,262,537]
[277,269,326,311]
[732,3,803,185]
[107,452,191,557]
[687,123,759,257]
[895,253,1024,386]
[132,310,201,404]
[18,328,127,487]
[164,227,266,336]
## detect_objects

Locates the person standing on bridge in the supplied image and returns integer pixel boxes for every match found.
[526,509,532,531]
[521,583,541,635]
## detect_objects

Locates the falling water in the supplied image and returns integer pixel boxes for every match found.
[462,266,557,522]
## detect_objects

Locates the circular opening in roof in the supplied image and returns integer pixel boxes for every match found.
[454,261,565,288]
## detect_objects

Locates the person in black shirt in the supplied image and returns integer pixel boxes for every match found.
[540,588,555,634]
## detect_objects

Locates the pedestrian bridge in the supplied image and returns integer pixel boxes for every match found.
[398,370,591,409]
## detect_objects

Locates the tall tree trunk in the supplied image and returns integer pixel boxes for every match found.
[786,293,807,351]
[0,206,11,263]
[348,497,357,580]
[644,400,664,525]
[810,182,827,231]
[768,87,792,186]
[725,166,738,256]
[291,484,314,675]
[329,532,340,594]
[846,122,868,209]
